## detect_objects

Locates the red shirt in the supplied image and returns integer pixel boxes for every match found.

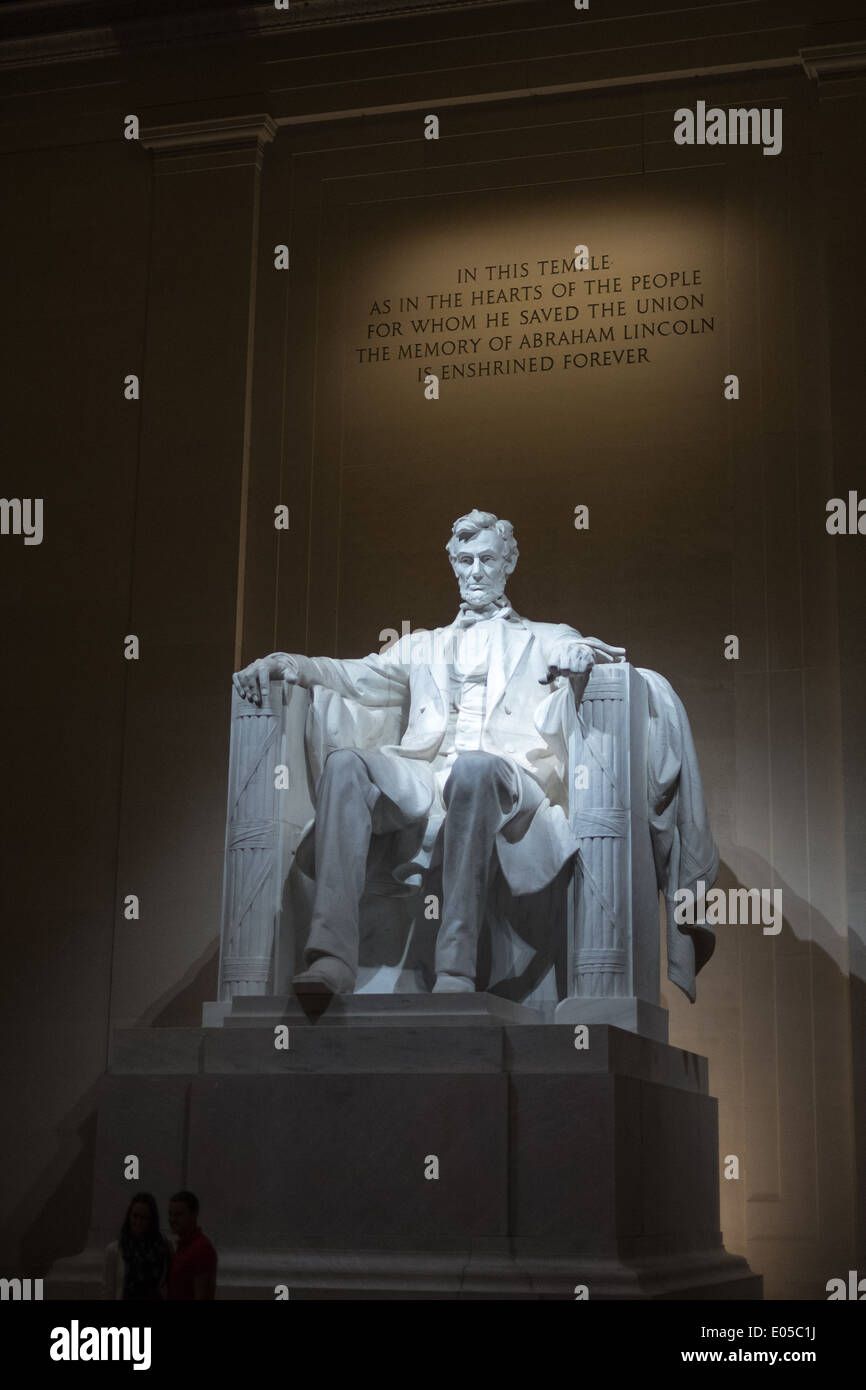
[168,1229,217,1300]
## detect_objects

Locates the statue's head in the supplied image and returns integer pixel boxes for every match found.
[446,509,518,611]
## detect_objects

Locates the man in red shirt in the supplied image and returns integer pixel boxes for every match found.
[167,1191,217,1300]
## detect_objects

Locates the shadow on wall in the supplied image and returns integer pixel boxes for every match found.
[662,853,857,1300]
[5,940,219,1277]
[17,1107,98,1279]
[146,940,219,1029]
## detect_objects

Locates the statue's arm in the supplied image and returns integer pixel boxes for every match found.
[233,644,410,708]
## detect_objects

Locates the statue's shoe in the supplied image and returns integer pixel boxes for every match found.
[432,973,476,993]
[292,956,355,996]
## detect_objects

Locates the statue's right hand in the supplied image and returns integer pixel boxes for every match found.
[232,653,299,706]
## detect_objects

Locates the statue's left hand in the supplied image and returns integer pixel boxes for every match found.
[540,641,595,685]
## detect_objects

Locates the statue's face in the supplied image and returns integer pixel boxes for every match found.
[451,528,509,610]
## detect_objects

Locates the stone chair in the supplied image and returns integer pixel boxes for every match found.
[206,661,669,1039]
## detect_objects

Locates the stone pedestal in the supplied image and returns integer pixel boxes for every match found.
[47,1017,761,1300]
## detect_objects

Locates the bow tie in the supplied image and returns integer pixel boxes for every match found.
[454,600,514,628]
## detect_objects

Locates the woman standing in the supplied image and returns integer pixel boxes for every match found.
[103,1192,173,1300]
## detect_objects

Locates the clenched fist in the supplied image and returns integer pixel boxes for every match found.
[232,652,299,707]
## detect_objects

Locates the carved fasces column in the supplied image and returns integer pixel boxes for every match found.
[217,680,312,1000]
[556,663,665,1040]
[570,663,631,997]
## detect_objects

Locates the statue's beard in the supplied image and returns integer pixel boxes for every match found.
[459,579,506,610]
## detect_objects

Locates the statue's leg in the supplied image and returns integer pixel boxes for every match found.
[298,749,381,991]
[434,751,519,992]
[297,749,416,995]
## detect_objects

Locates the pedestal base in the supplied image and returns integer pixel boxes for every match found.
[205,992,670,1041]
[47,1018,761,1301]
[215,990,544,1028]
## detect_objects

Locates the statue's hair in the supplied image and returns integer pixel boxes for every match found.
[446,509,519,574]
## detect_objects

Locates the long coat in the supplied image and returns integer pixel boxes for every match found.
[292,614,617,896]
